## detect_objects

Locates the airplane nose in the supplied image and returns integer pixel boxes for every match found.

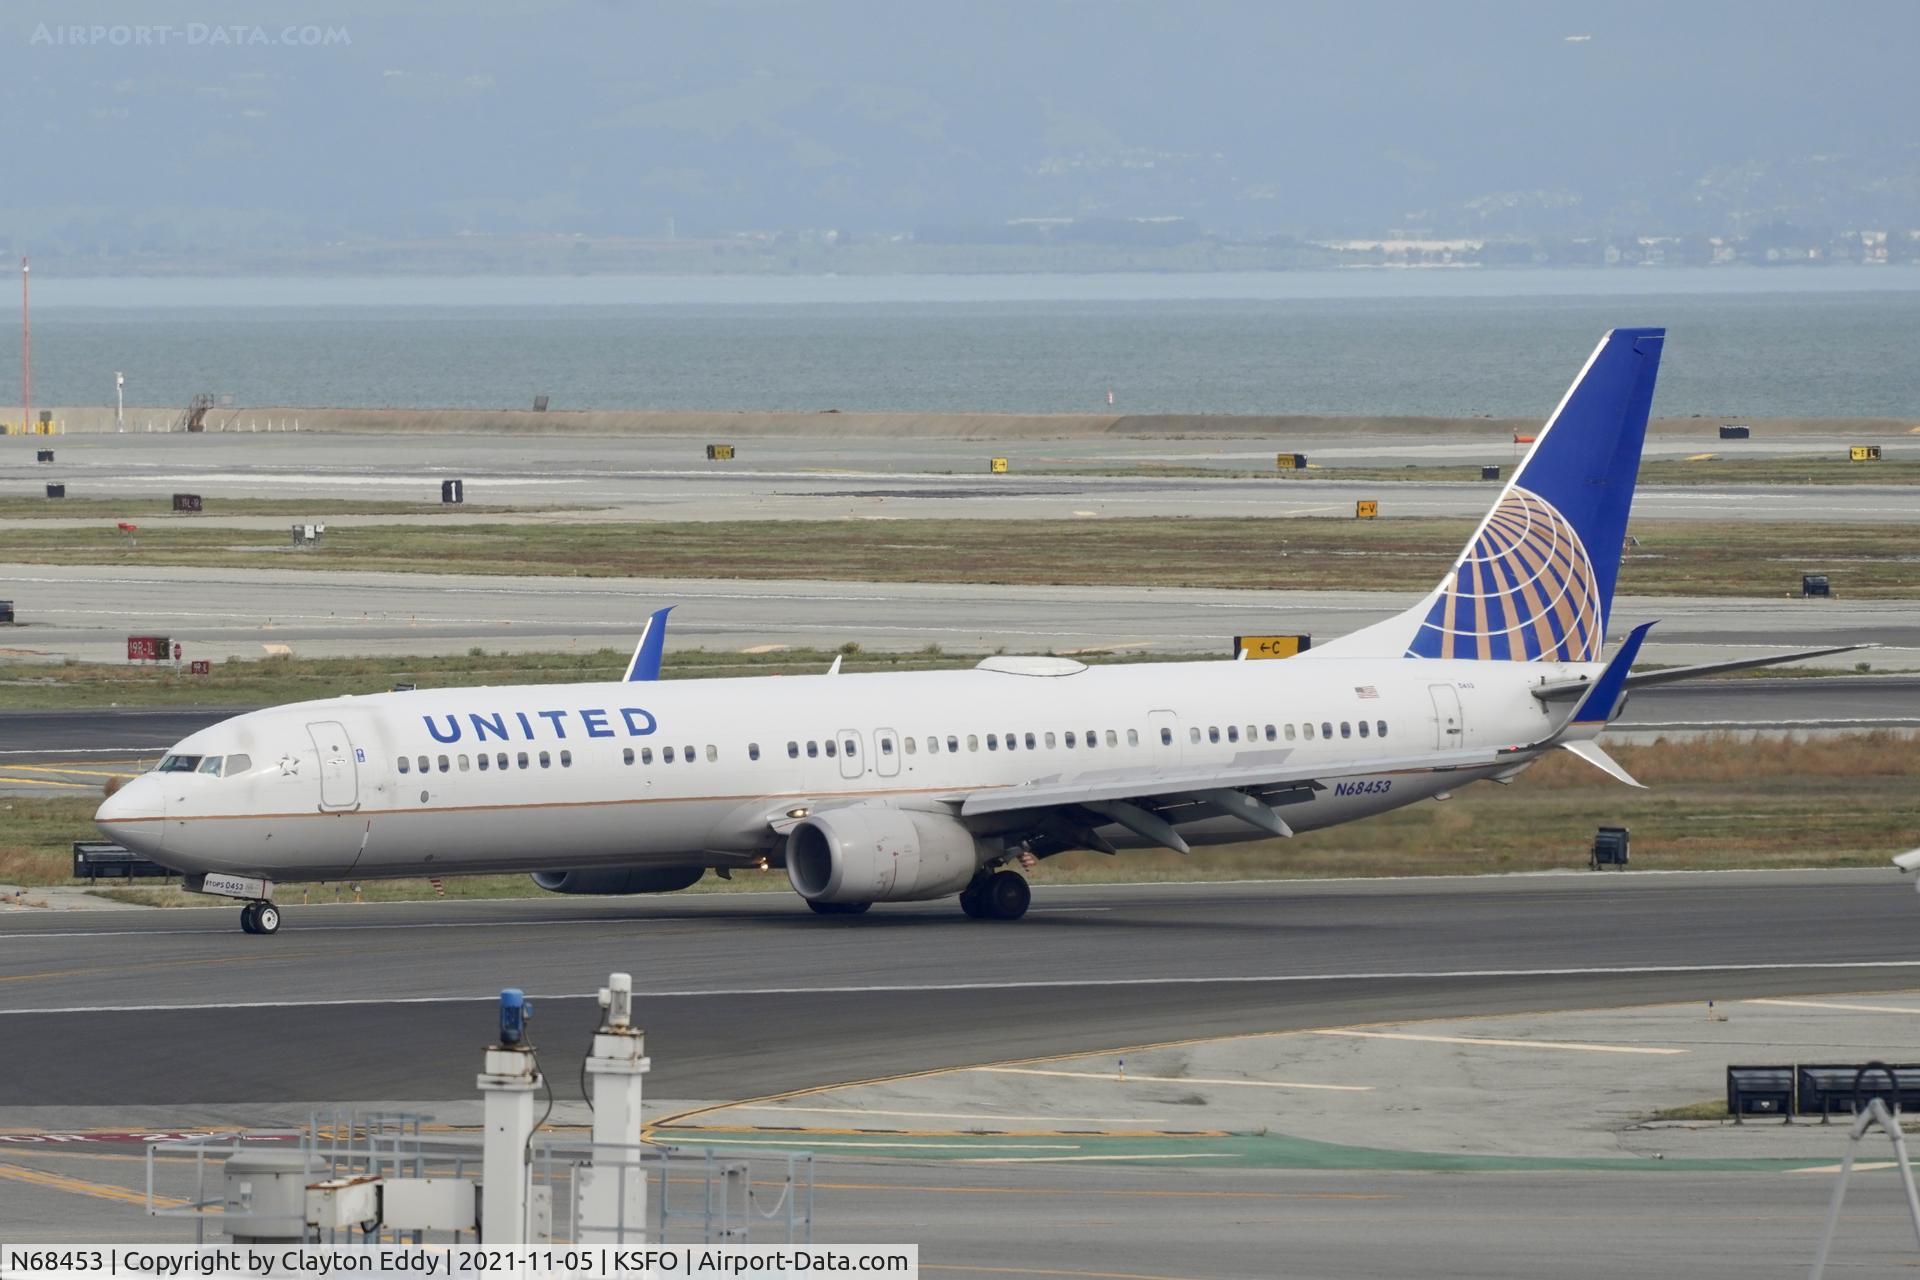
[95,778,167,856]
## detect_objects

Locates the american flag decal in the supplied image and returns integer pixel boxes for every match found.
[1355,685,1379,699]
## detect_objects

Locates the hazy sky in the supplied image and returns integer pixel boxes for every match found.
[2,1,1915,247]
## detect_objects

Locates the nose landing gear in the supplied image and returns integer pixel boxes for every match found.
[239,901,281,935]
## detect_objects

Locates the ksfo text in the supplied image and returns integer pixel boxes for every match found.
[2,1245,916,1278]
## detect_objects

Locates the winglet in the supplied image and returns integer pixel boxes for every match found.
[623,606,675,682]
[1568,621,1656,725]
[1560,739,1646,788]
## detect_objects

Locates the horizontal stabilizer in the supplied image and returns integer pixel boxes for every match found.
[1533,643,1873,702]
[1560,739,1645,789]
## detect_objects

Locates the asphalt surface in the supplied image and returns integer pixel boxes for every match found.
[3,872,1917,1107]
[6,565,1915,667]
[4,430,1915,522]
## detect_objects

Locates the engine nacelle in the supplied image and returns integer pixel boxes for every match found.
[785,806,985,904]
[530,866,705,895]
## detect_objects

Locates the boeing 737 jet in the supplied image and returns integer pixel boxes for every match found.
[96,328,1859,933]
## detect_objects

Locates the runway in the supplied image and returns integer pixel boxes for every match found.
[6,564,1916,668]
[2,872,1915,1106]
[4,430,1915,523]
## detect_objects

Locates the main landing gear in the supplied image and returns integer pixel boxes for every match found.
[239,900,281,935]
[806,900,871,916]
[959,869,1030,921]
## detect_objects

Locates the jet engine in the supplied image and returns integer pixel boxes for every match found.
[530,866,705,895]
[785,806,985,904]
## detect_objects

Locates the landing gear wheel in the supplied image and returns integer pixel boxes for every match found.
[239,903,259,934]
[958,870,992,919]
[806,900,872,916]
[983,870,1031,921]
[253,903,281,935]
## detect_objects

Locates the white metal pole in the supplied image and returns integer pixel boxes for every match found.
[115,373,124,431]
[478,1044,540,1243]
[580,972,649,1242]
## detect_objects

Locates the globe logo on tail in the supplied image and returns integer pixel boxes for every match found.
[1406,487,1604,662]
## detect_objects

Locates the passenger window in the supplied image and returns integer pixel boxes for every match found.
[458,755,470,771]
[1003,733,1016,751]
[807,741,819,758]
[1127,729,1139,747]
[1377,720,1389,738]
[987,734,999,751]
[1265,725,1277,742]
[749,743,761,761]
[787,741,799,759]
[904,737,916,755]
[1065,731,1077,748]
[622,748,634,765]
[1358,721,1370,738]
[539,751,552,768]
[641,747,653,764]
[705,744,717,762]
[560,749,573,766]
[1285,724,1297,741]
[497,753,509,770]
[1160,727,1172,746]
[1085,731,1098,750]
[478,753,490,771]
[684,745,696,763]
[927,737,940,754]
[438,755,450,773]
[1041,732,1054,748]
[881,737,895,755]
[1208,727,1220,744]
[1338,722,1350,739]
[946,736,959,753]
[824,740,836,758]
[967,735,979,752]
[1105,730,1118,747]
[1323,722,1335,739]
[843,738,856,757]
[397,757,410,775]
[417,755,429,773]
[1024,732,1036,750]
[1304,724,1315,740]
[517,752,529,769]
[1246,725,1257,742]
[1189,727,1201,744]
[1227,725,1239,743]
[664,746,676,763]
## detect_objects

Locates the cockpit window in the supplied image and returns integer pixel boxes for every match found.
[223,754,252,776]
[158,754,204,773]
[197,756,224,775]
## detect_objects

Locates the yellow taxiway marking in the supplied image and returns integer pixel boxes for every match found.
[1747,998,1920,1015]
[970,1066,1372,1092]
[1310,1029,1685,1055]
[956,1153,1240,1165]
[0,1159,183,1208]
[730,1105,1177,1125]
[3,763,140,779]
[0,776,91,789]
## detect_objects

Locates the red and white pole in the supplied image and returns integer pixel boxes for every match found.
[19,257,29,435]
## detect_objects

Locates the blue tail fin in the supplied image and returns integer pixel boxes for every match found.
[1315,327,1664,663]
[623,606,674,681]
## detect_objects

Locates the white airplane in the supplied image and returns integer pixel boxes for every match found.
[96,327,1861,934]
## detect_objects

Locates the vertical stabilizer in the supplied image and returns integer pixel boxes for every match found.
[1313,327,1664,662]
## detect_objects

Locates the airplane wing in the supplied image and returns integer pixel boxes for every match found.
[955,743,1526,854]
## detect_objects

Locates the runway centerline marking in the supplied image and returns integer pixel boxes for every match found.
[730,1105,1176,1125]
[954,1153,1239,1165]
[8,960,1920,1016]
[1746,997,1920,1015]
[1309,1030,1687,1055]
[971,1067,1371,1091]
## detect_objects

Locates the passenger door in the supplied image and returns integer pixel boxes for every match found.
[873,727,901,778]
[307,720,360,810]
[1427,685,1464,750]
[835,728,864,780]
